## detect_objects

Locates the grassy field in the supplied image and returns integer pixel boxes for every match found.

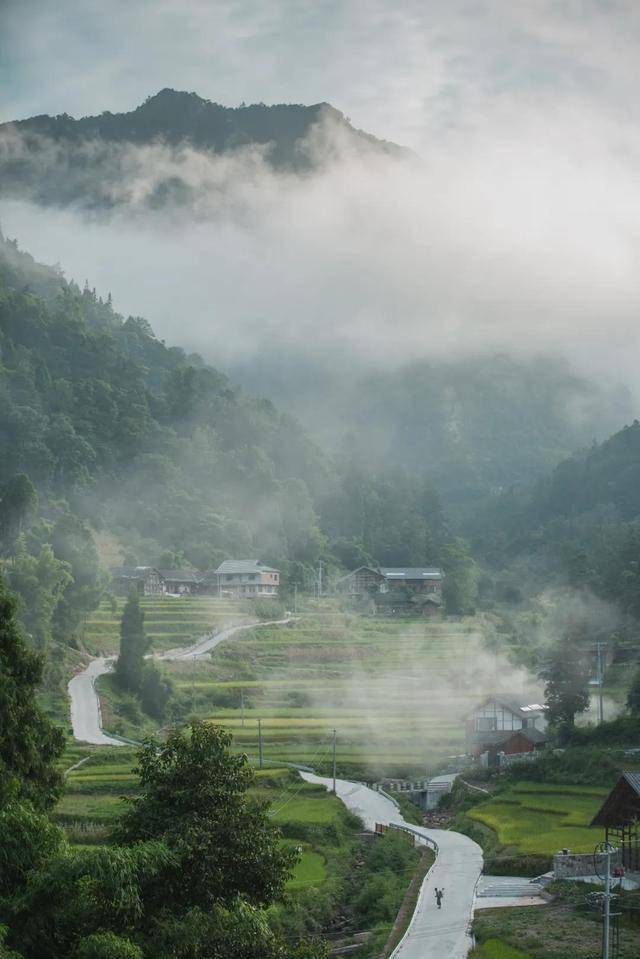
[473,881,640,959]
[54,743,345,894]
[160,609,522,777]
[468,781,609,855]
[81,595,251,656]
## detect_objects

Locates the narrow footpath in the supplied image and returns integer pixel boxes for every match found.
[68,617,294,745]
[302,773,483,959]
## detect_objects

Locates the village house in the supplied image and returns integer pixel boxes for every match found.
[110,566,164,596]
[591,772,640,873]
[335,564,444,615]
[466,697,549,762]
[211,560,280,598]
[158,569,204,595]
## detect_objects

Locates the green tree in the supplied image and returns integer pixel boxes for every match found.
[0,576,64,809]
[626,667,640,717]
[6,538,72,651]
[0,475,37,556]
[540,627,592,740]
[114,722,296,913]
[140,665,173,721]
[115,594,147,693]
[441,539,478,615]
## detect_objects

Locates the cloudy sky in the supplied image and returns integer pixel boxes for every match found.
[2,1,640,389]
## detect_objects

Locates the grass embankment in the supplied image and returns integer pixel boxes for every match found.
[163,610,495,778]
[473,881,640,959]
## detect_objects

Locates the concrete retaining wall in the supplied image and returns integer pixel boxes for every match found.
[553,849,620,878]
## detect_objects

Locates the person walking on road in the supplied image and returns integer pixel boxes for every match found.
[434,888,444,909]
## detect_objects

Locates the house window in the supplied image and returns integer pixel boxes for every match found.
[476,717,497,731]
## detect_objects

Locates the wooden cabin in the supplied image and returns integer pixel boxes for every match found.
[591,772,640,872]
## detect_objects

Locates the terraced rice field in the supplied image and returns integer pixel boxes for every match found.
[82,595,251,655]
[164,610,527,777]
[468,781,609,854]
[55,745,339,890]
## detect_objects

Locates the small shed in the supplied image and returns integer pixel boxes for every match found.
[591,772,640,871]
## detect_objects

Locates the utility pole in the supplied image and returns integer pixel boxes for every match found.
[596,641,606,725]
[603,842,612,959]
[293,583,298,614]
[592,840,618,959]
[332,728,337,794]
[317,561,323,599]
[258,718,263,770]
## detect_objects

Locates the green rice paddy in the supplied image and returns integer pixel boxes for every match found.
[468,781,609,854]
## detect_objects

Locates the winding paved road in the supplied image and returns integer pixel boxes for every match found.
[68,618,294,745]
[302,773,483,959]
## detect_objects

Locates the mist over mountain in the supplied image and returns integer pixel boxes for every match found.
[0,87,636,517]
[0,88,408,210]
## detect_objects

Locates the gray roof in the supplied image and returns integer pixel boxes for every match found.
[215,559,279,575]
[379,567,443,580]
[110,566,159,579]
[468,697,547,720]
[624,771,640,795]
[158,569,202,583]
[335,566,385,583]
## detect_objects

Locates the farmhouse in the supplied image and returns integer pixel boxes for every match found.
[591,772,640,872]
[336,564,444,614]
[335,566,387,598]
[158,569,203,595]
[211,560,280,598]
[466,697,548,760]
[110,566,164,596]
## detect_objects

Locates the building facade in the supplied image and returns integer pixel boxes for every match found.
[110,566,164,596]
[466,697,548,760]
[212,560,280,598]
[336,565,444,614]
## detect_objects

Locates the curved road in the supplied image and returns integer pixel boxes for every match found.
[68,618,294,746]
[302,773,483,959]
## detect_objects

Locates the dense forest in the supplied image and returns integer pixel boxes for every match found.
[0,230,465,671]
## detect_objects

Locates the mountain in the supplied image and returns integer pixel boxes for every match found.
[228,349,631,518]
[0,89,409,209]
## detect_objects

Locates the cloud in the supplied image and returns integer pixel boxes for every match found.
[2,96,640,395]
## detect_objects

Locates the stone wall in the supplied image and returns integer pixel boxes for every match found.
[553,849,620,878]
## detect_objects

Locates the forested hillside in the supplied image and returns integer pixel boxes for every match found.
[235,352,629,515]
[0,231,462,671]
[472,420,640,623]
[0,88,407,209]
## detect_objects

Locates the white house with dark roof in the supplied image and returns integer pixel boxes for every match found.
[466,696,548,760]
[212,560,280,598]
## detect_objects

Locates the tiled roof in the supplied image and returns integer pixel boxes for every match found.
[379,567,443,580]
[624,771,640,795]
[158,569,203,583]
[110,566,158,578]
[215,560,279,574]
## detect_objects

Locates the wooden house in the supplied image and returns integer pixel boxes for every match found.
[110,566,164,596]
[336,564,444,615]
[591,772,640,871]
[158,569,203,595]
[466,697,548,759]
